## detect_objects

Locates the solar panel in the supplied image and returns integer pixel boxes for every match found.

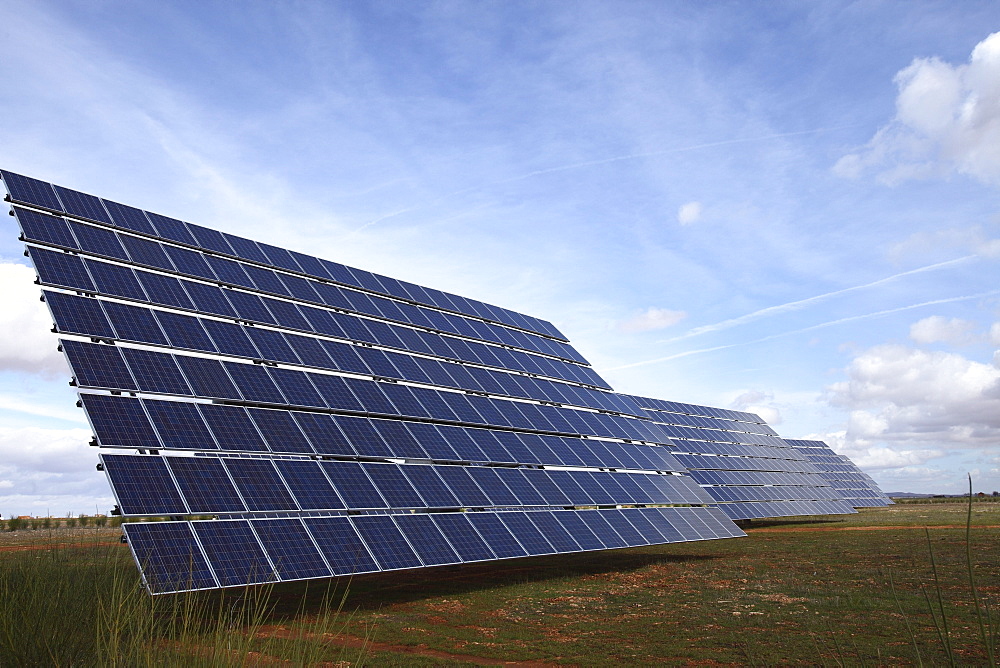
[784,440,893,507]
[6,170,769,595]
[626,394,858,520]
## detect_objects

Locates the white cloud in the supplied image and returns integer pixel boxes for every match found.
[729,389,782,425]
[826,344,1000,462]
[834,31,1000,186]
[909,315,978,345]
[677,201,702,225]
[618,307,687,333]
[990,322,1000,346]
[0,263,67,377]
[0,426,111,516]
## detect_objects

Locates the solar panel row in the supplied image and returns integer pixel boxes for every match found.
[85,394,682,471]
[66,342,665,443]
[3,181,569,343]
[629,395,773,427]
[42,289,634,414]
[25,239,607,388]
[624,394,854,521]
[785,440,893,507]
[101,453,710,516]
[124,506,745,594]
[715,500,854,520]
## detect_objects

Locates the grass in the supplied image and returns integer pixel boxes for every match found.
[0,502,997,665]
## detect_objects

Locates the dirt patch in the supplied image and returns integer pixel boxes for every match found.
[259,626,562,666]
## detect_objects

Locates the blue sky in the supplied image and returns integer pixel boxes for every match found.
[0,1,998,514]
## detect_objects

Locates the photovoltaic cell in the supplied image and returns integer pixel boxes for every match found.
[30,247,95,291]
[123,522,217,593]
[197,404,268,452]
[496,512,555,555]
[304,517,379,576]
[430,513,495,562]
[465,512,527,558]
[192,520,276,587]
[223,458,298,511]
[167,457,246,514]
[320,461,387,509]
[44,291,115,338]
[393,514,460,566]
[144,399,216,449]
[251,519,331,581]
[351,515,422,570]
[246,407,313,454]
[274,459,343,510]
[100,454,187,516]
[103,302,169,345]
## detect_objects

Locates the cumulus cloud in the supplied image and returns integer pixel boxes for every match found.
[834,31,1000,186]
[0,426,112,516]
[0,262,67,377]
[677,201,702,225]
[909,315,978,345]
[618,307,687,333]
[825,343,1000,465]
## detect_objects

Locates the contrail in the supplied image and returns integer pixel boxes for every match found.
[656,255,976,345]
[344,125,854,235]
[607,290,999,371]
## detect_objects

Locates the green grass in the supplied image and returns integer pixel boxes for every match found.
[1,503,997,665]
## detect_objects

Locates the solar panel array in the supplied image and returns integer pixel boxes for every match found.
[4,169,746,594]
[627,396,857,520]
[783,440,893,507]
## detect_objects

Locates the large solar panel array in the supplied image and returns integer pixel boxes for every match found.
[626,395,857,520]
[784,440,893,507]
[4,169,745,594]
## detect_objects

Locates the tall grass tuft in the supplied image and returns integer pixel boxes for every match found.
[0,529,362,666]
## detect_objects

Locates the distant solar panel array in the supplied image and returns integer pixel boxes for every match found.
[784,440,892,508]
[4,170,746,594]
[627,396,860,519]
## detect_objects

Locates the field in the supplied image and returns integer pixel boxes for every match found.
[1,502,998,666]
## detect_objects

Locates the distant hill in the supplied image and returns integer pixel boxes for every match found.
[886,492,935,498]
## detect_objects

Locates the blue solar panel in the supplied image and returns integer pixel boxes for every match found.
[15,208,77,248]
[120,235,174,271]
[361,463,425,508]
[45,291,115,338]
[222,362,285,404]
[154,311,216,352]
[496,512,555,555]
[393,514,461,566]
[69,223,129,261]
[196,404,268,452]
[123,522,217,594]
[321,461,387,509]
[81,394,159,448]
[223,458,298,511]
[551,511,605,551]
[399,465,461,507]
[135,271,194,310]
[30,247,96,291]
[144,399,215,449]
[335,416,393,457]
[100,454,187,516]
[274,459,343,510]
[64,340,136,390]
[290,412,352,456]
[350,515,422,571]
[201,319,260,357]
[370,419,428,459]
[167,457,245,514]
[227,290,278,323]
[246,327,298,364]
[103,302,169,345]
[303,516,380,576]
[250,518,331,581]
[174,355,242,400]
[434,466,491,507]
[464,512,527,559]
[267,367,325,408]
[579,511,628,548]
[1,170,63,210]
[465,467,519,506]
[430,513,496,562]
[192,520,276,587]
[247,407,313,454]
[86,260,147,301]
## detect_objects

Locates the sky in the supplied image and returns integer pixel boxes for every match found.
[0,1,998,515]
